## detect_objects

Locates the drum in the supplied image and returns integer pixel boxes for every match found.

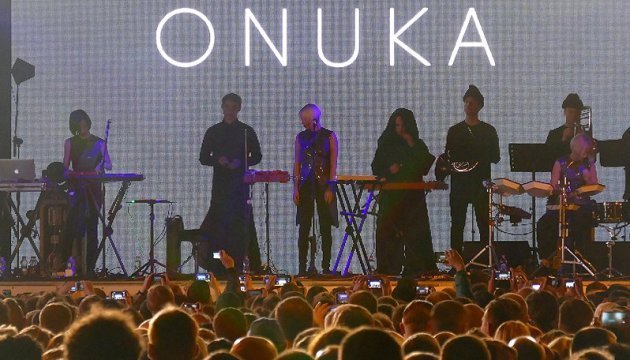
[595,202,625,223]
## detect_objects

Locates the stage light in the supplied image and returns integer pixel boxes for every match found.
[11,58,35,85]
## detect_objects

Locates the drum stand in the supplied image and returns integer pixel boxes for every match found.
[598,223,627,278]
[557,177,596,277]
[466,182,498,270]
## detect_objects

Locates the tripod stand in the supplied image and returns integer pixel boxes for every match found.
[556,177,596,277]
[466,181,498,270]
[129,199,172,276]
[598,222,627,278]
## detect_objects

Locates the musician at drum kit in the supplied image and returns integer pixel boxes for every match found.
[62,109,112,276]
[293,104,338,275]
[371,108,436,276]
[545,93,587,160]
[199,93,263,273]
[444,85,500,254]
[536,134,598,270]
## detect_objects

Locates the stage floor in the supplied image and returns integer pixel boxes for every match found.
[1,277,628,297]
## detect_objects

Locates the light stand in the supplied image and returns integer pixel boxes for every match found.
[9,58,35,271]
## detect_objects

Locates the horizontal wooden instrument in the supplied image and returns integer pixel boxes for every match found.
[67,172,145,183]
[0,181,46,192]
[335,175,448,191]
[243,170,290,184]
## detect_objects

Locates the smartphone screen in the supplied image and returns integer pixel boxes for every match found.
[276,276,289,286]
[196,273,210,281]
[601,311,627,326]
[111,291,126,300]
[368,280,382,289]
[337,292,349,303]
[213,252,221,259]
[532,283,541,291]
[495,272,511,281]
[416,286,431,295]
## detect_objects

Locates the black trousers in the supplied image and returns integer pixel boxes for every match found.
[536,205,594,260]
[201,178,262,273]
[297,181,333,272]
[376,192,435,275]
[63,182,100,274]
[450,182,489,254]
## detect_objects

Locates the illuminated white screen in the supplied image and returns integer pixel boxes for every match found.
[11,1,629,274]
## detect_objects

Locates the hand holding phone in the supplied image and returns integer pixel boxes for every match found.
[367,279,383,289]
[111,291,126,300]
[275,275,291,287]
[196,273,210,281]
[336,291,349,304]
[494,271,511,290]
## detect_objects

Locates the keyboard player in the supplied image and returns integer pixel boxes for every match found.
[62,109,111,276]
[371,108,436,276]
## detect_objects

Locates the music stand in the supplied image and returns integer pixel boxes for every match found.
[598,140,625,168]
[508,143,555,262]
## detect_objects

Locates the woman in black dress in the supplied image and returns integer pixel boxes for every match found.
[371,108,436,276]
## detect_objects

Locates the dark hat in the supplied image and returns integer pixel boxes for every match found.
[562,93,584,109]
[463,85,484,108]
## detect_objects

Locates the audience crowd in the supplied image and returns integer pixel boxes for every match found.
[0,249,627,360]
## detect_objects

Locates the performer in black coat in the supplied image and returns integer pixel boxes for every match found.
[445,85,500,254]
[371,108,436,275]
[199,93,262,272]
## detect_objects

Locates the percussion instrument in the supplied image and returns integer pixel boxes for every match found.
[595,202,626,223]
[498,204,531,220]
[546,204,581,211]
[575,184,605,197]
[494,178,524,196]
[365,181,448,191]
[523,181,553,198]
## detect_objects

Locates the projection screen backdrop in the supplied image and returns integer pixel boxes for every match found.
[10,0,630,274]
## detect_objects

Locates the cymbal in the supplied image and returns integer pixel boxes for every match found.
[127,199,175,204]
